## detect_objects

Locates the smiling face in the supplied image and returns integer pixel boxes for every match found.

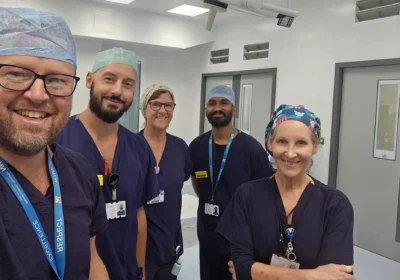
[267,120,318,179]
[144,91,175,131]
[205,97,235,128]
[0,55,75,156]
[86,63,137,123]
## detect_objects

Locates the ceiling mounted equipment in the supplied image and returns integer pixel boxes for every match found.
[203,0,299,31]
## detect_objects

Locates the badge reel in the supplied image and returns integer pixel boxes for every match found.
[271,227,300,269]
[105,173,127,220]
[171,246,183,276]
[109,173,119,202]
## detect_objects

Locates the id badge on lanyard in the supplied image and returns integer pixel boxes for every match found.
[0,153,66,279]
[205,127,236,217]
[272,225,300,269]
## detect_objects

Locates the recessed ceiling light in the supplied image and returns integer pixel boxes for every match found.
[168,4,209,17]
[105,0,135,4]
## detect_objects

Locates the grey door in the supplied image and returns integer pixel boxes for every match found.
[203,76,233,133]
[337,65,400,262]
[238,73,273,145]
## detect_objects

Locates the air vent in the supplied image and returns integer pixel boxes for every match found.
[356,0,400,22]
[210,48,229,64]
[243,42,269,60]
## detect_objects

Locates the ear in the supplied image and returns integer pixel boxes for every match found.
[312,143,319,155]
[86,72,93,89]
[232,106,237,117]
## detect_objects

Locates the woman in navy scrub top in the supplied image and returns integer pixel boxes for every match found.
[217,105,356,280]
[139,84,191,280]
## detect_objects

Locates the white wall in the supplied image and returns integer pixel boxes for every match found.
[72,38,103,116]
[2,0,214,49]
[199,0,400,183]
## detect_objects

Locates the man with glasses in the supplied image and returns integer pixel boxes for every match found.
[55,47,159,280]
[0,7,109,280]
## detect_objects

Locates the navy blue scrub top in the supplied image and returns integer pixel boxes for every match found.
[0,143,107,280]
[189,130,274,234]
[217,176,354,280]
[139,132,191,265]
[55,116,159,280]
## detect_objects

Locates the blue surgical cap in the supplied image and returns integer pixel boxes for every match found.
[92,47,139,73]
[0,8,77,68]
[206,85,235,106]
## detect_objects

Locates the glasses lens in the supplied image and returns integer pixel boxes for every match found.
[45,74,76,96]
[0,65,34,91]
[164,103,175,112]
[150,102,162,111]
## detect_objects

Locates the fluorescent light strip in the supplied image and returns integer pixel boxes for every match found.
[168,4,209,17]
[105,0,135,4]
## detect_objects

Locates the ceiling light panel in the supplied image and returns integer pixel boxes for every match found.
[168,4,209,17]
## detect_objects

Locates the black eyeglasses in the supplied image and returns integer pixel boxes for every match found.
[0,64,80,97]
[148,101,176,112]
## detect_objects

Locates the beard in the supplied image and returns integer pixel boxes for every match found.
[206,110,233,128]
[89,83,132,124]
[0,107,70,157]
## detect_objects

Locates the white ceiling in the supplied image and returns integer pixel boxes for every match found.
[87,0,292,24]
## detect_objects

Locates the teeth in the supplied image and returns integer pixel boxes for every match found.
[283,160,299,166]
[16,110,47,119]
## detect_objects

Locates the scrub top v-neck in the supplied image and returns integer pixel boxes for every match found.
[216,176,354,280]
[55,115,159,280]
[139,131,191,266]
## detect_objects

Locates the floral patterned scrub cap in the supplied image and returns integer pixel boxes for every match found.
[265,104,321,154]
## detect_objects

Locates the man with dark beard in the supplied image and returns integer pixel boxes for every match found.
[189,85,274,280]
[55,47,159,280]
[0,7,109,280]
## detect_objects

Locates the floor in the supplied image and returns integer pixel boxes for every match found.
[179,184,400,280]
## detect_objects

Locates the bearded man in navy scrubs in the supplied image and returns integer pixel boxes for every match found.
[0,7,108,280]
[55,47,159,280]
[189,85,274,280]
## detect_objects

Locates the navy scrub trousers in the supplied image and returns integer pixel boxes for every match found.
[146,263,177,280]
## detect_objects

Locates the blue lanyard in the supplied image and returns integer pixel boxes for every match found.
[208,127,236,202]
[0,152,66,280]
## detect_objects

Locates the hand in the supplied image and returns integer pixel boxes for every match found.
[228,260,237,280]
[309,264,355,280]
